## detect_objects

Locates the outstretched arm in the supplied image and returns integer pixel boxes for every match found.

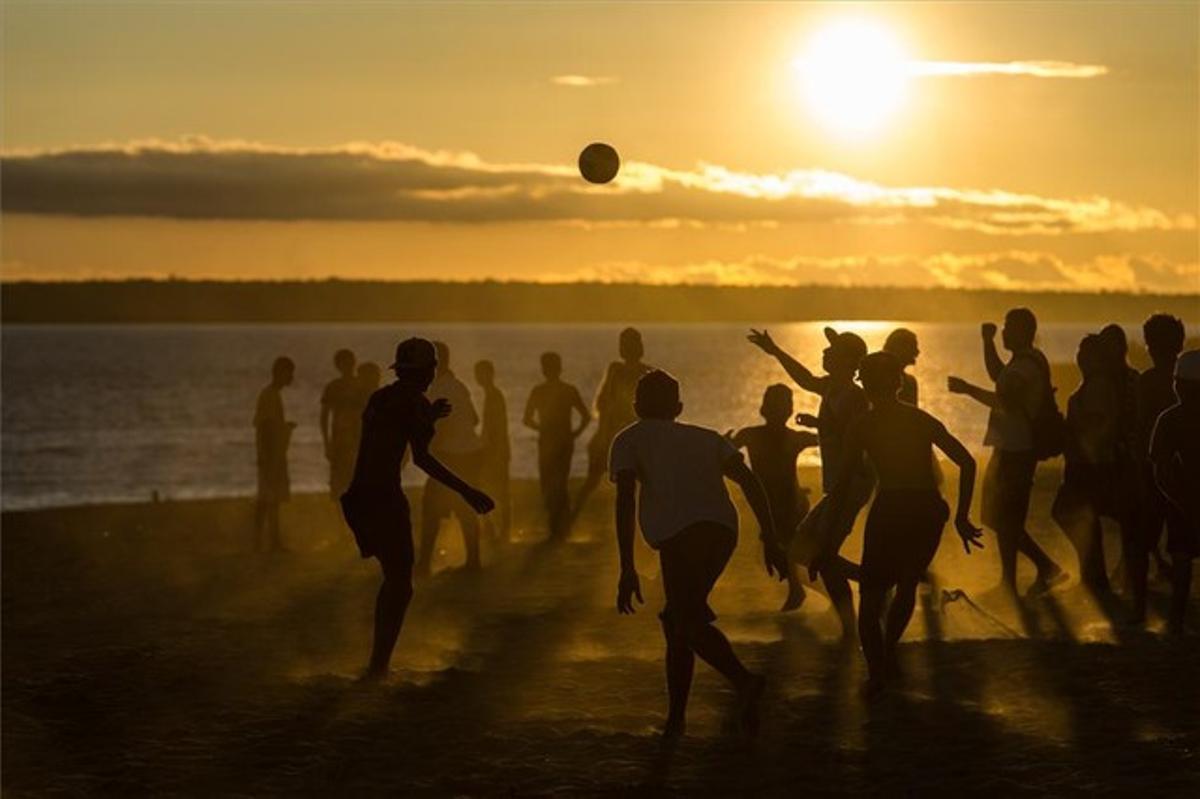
[614,471,644,613]
[412,439,493,513]
[947,376,1001,410]
[932,421,984,553]
[747,329,825,396]
[724,457,787,580]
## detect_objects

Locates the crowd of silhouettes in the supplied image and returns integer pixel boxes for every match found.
[251,310,1198,720]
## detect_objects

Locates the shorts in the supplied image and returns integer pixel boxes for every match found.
[981,450,1036,532]
[341,488,414,564]
[658,521,737,628]
[861,490,949,589]
[788,474,873,567]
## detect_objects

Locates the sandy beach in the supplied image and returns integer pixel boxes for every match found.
[4,468,1198,796]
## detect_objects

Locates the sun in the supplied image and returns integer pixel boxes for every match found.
[794,19,910,138]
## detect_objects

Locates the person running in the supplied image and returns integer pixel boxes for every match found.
[610,370,787,739]
[748,326,872,643]
[341,338,493,680]
[321,348,360,500]
[254,356,296,552]
[948,309,1067,597]
[883,328,921,406]
[728,384,819,611]
[415,342,485,576]
[827,352,983,697]
[1131,314,1188,622]
[474,359,512,542]
[524,352,591,541]
[1051,334,1121,594]
[572,328,652,525]
[1148,350,1200,636]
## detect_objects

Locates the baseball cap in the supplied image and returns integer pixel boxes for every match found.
[1175,350,1200,382]
[824,327,868,362]
[389,337,437,371]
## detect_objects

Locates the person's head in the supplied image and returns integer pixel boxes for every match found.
[271,356,295,387]
[759,383,794,424]
[334,348,356,377]
[1098,324,1129,368]
[390,337,438,390]
[618,327,644,363]
[1174,350,1200,406]
[474,359,495,387]
[433,341,451,375]
[821,327,868,378]
[357,361,382,392]
[634,369,682,420]
[883,328,919,368]
[540,351,563,379]
[1143,313,1186,368]
[858,351,903,403]
[1076,333,1108,380]
[1002,307,1038,352]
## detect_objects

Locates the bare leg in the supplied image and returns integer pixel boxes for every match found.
[822,564,857,643]
[858,587,887,684]
[884,580,919,675]
[661,618,694,736]
[459,510,482,571]
[366,551,414,678]
[415,484,441,578]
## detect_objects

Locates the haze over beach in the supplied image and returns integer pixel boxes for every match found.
[3,2,1200,797]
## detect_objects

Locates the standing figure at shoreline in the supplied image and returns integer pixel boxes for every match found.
[883,328,921,406]
[524,352,591,541]
[341,338,493,680]
[321,349,360,501]
[572,328,652,526]
[254,356,296,552]
[728,384,819,611]
[475,359,512,542]
[948,309,1067,597]
[828,352,982,697]
[748,326,872,644]
[416,342,485,576]
[611,370,787,739]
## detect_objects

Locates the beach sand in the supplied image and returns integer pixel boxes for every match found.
[4,469,1198,796]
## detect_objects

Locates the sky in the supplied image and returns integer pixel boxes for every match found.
[2,0,1198,292]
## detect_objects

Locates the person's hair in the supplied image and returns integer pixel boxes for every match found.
[1077,333,1107,378]
[357,361,382,387]
[1098,324,1128,362]
[334,348,355,372]
[760,383,793,421]
[858,351,902,398]
[634,369,681,420]
[540,351,562,375]
[1143,313,1186,357]
[474,359,495,380]
[883,328,918,360]
[1005,307,1038,347]
[272,356,295,379]
[619,327,644,361]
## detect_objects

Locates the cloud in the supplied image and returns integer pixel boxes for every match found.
[543,252,1200,294]
[2,138,1192,235]
[908,60,1108,79]
[551,74,619,87]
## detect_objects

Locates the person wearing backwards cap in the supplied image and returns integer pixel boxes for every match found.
[341,337,494,681]
[747,326,874,645]
[1148,349,1200,636]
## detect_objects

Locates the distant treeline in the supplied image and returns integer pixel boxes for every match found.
[2,280,1197,324]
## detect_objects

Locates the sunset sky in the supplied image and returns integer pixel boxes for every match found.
[2,1,1197,292]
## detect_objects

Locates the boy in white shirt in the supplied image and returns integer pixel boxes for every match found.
[610,370,787,739]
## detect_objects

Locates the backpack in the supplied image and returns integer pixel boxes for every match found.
[1014,352,1067,461]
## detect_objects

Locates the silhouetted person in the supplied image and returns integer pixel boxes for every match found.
[321,348,359,500]
[474,359,512,542]
[611,370,786,739]
[524,352,591,540]
[1148,350,1200,635]
[415,342,485,576]
[883,328,920,406]
[573,327,652,525]
[948,309,1066,596]
[341,338,494,680]
[748,326,871,643]
[356,361,383,401]
[1051,334,1120,594]
[830,352,982,697]
[254,356,296,552]
[728,384,819,611]
[1131,314,1187,621]
[1098,324,1142,591]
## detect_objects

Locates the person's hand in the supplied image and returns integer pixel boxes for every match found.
[981,322,997,339]
[617,568,644,614]
[432,398,452,419]
[747,328,779,356]
[795,413,820,429]
[955,516,985,554]
[463,487,495,515]
[947,376,970,395]
[763,540,789,581]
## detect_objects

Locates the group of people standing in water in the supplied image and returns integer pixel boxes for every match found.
[253,308,1198,730]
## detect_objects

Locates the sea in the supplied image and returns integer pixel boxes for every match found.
[0,321,1180,510]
